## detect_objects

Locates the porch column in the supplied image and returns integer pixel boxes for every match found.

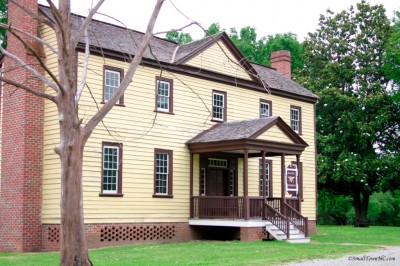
[296,154,302,212]
[281,153,286,214]
[261,151,266,219]
[190,153,194,218]
[243,149,249,220]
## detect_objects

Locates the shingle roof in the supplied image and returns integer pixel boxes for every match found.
[39,5,317,100]
[187,117,279,143]
[252,64,318,99]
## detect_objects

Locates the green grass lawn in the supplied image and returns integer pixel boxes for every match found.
[1,226,398,266]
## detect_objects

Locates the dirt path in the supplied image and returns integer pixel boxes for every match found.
[283,246,400,266]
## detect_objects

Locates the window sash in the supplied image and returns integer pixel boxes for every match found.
[291,108,300,133]
[259,162,270,197]
[155,153,169,195]
[260,102,270,118]
[103,146,119,193]
[213,93,224,120]
[157,80,170,111]
[104,70,121,102]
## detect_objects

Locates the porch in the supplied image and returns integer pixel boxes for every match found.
[186,117,310,240]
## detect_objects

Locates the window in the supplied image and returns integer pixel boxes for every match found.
[212,90,227,122]
[200,168,206,196]
[154,149,173,197]
[103,66,124,104]
[260,99,272,118]
[156,77,173,113]
[290,105,302,134]
[101,142,123,196]
[259,160,272,197]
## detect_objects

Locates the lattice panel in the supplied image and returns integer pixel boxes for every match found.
[48,227,60,242]
[100,225,176,242]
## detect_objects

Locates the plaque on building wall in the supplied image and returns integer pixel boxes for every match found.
[286,165,298,195]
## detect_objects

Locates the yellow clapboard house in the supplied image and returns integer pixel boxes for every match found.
[0,3,318,251]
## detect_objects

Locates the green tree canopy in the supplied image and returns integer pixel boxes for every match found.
[299,0,400,225]
[383,11,400,89]
[0,0,7,52]
[165,30,192,44]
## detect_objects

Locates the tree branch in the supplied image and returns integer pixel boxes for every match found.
[7,25,62,93]
[0,76,56,102]
[0,23,58,54]
[84,0,166,138]
[72,0,106,49]
[0,46,60,93]
[76,27,90,105]
[154,21,197,35]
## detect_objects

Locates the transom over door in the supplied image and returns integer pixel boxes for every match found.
[206,169,229,196]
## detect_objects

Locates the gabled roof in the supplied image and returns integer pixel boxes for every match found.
[187,116,307,146]
[38,5,318,102]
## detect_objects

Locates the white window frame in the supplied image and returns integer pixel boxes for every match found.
[212,92,225,121]
[102,145,119,194]
[157,80,171,112]
[291,107,300,133]
[155,153,169,195]
[104,69,121,103]
[260,102,270,118]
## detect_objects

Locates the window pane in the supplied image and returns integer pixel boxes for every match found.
[103,146,119,193]
[156,153,169,194]
[260,102,270,118]
[104,70,120,101]
[291,108,299,132]
[157,80,170,111]
[259,162,270,197]
[213,93,224,120]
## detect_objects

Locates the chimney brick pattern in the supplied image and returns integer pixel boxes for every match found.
[271,50,291,79]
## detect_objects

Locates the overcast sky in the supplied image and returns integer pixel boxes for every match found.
[38,0,399,41]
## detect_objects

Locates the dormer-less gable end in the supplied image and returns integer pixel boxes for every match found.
[174,32,259,83]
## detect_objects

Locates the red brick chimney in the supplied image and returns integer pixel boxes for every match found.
[0,0,44,252]
[270,50,291,79]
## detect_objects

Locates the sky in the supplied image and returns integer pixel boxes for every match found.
[38,0,399,41]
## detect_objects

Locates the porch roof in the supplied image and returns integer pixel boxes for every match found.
[186,117,308,156]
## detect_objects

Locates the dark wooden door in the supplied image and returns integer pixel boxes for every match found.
[206,169,229,196]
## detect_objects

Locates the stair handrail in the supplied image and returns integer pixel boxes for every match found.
[264,202,290,239]
[283,202,308,237]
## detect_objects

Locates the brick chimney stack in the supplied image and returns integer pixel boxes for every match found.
[0,0,44,252]
[270,50,291,79]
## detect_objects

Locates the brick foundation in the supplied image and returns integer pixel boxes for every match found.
[0,0,44,252]
[240,227,264,242]
[308,220,317,235]
[41,222,197,251]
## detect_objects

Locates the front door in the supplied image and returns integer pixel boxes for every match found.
[206,169,229,196]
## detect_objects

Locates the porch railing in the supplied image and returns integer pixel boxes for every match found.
[192,196,244,219]
[283,202,308,237]
[264,203,290,239]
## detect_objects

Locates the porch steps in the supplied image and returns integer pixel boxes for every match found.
[264,222,310,243]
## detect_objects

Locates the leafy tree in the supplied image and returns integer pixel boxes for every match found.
[165,30,192,44]
[0,0,7,51]
[205,22,223,36]
[299,0,400,226]
[383,11,400,88]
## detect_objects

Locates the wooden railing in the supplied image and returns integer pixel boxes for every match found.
[266,197,282,213]
[283,202,308,237]
[192,196,244,219]
[249,197,263,218]
[286,198,300,211]
[264,203,290,239]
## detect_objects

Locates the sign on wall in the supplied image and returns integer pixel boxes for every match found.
[286,165,298,196]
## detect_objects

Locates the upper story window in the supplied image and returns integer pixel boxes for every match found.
[260,99,272,118]
[290,105,302,134]
[101,142,123,196]
[156,77,173,114]
[259,160,272,197]
[212,90,227,122]
[103,66,124,105]
[154,149,173,198]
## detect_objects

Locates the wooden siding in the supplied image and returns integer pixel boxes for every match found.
[185,41,253,81]
[40,26,317,224]
[256,125,293,143]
